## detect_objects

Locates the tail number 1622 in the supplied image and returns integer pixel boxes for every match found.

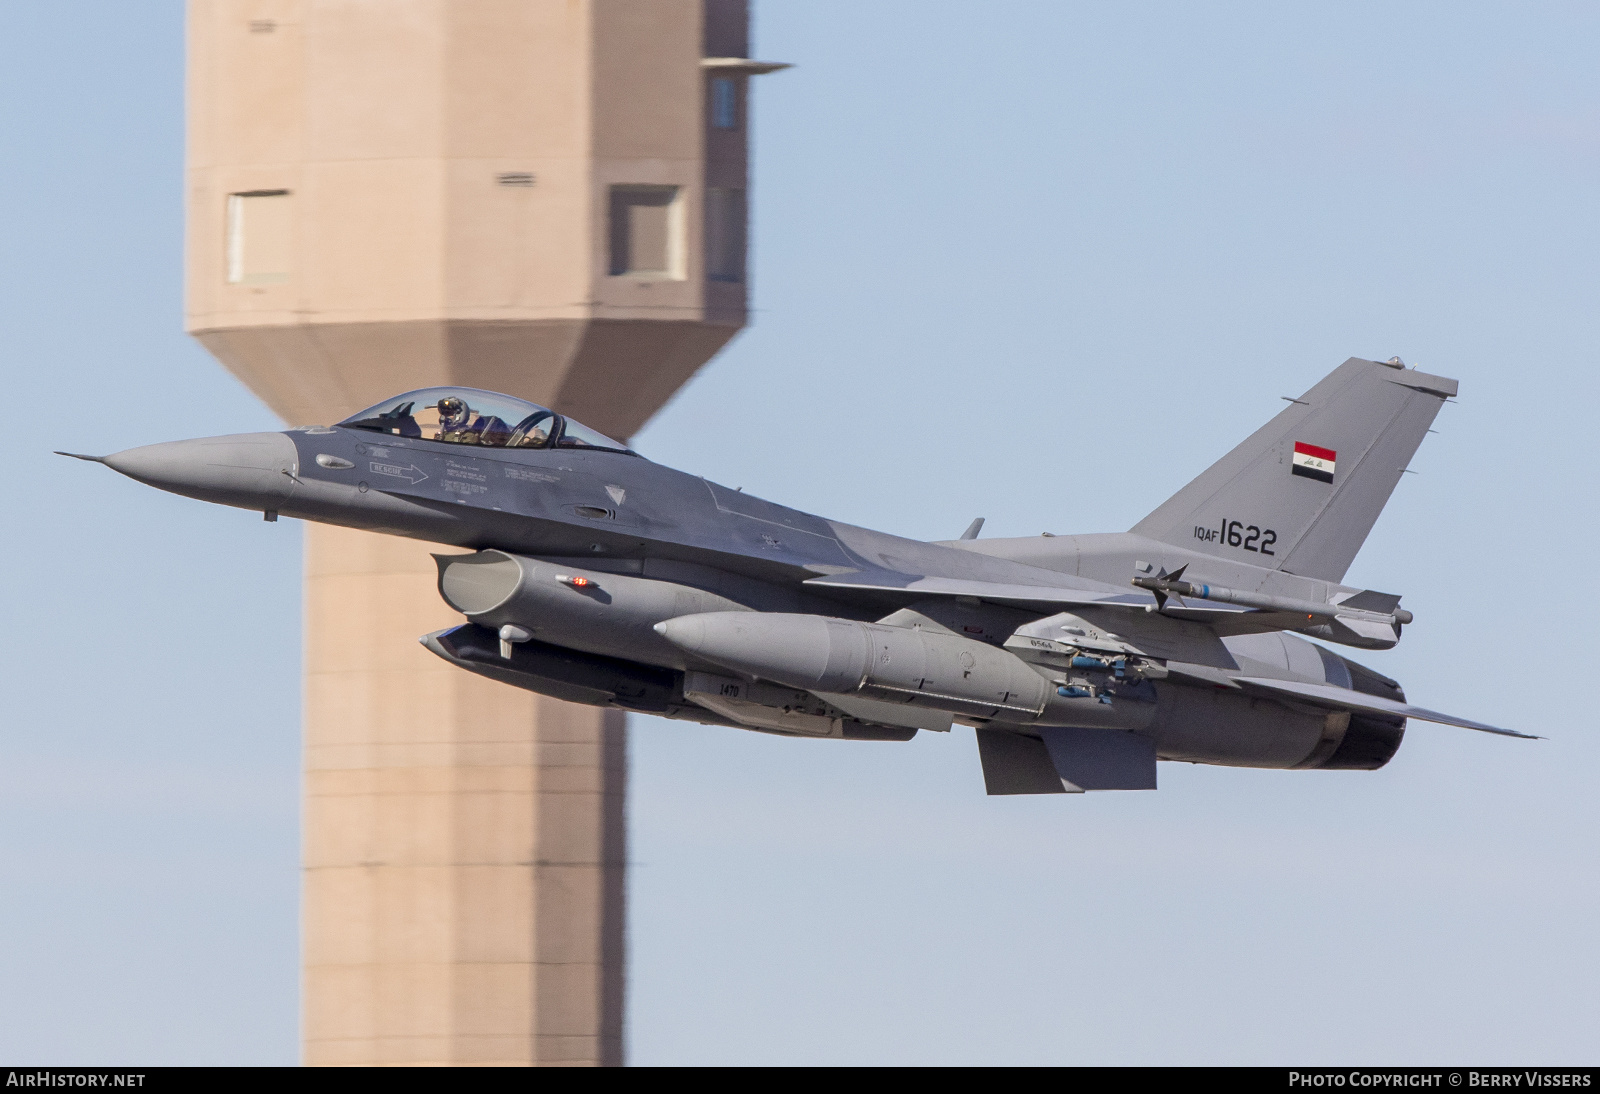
[1194,519,1276,555]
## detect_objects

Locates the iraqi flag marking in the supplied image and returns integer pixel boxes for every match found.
[1292,441,1336,483]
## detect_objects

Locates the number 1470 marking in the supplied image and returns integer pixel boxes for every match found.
[1194,519,1276,555]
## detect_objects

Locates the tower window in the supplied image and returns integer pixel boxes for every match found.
[608,185,683,278]
[226,190,291,284]
[705,188,746,283]
[711,76,738,129]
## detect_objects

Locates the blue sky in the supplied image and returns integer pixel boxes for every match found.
[1,1,1595,1065]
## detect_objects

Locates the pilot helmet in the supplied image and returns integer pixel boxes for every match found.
[437,396,469,429]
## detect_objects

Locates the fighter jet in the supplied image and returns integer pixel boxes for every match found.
[62,356,1532,795]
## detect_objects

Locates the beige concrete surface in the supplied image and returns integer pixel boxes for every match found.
[187,0,755,436]
[185,0,771,1065]
[303,525,625,1066]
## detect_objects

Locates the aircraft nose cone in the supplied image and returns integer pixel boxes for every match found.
[102,432,298,509]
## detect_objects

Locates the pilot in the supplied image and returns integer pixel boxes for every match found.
[434,395,476,443]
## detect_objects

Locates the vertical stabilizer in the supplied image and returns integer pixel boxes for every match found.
[1130,358,1456,583]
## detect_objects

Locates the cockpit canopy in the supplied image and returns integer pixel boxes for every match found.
[338,387,632,453]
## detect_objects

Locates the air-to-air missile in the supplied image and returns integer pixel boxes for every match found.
[1131,564,1413,636]
[62,357,1533,795]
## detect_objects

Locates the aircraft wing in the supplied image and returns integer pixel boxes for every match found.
[803,571,1405,650]
[802,570,1246,621]
[1234,676,1538,739]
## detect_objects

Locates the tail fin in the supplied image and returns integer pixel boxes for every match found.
[1130,358,1456,583]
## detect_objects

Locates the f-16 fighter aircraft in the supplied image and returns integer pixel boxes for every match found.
[62,356,1532,795]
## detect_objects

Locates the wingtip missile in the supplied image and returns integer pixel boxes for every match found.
[1131,570,1413,629]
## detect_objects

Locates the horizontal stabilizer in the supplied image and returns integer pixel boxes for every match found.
[1235,676,1537,739]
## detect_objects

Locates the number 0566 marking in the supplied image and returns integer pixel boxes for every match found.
[1194,519,1276,555]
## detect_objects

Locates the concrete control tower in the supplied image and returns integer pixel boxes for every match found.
[185,0,783,1066]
